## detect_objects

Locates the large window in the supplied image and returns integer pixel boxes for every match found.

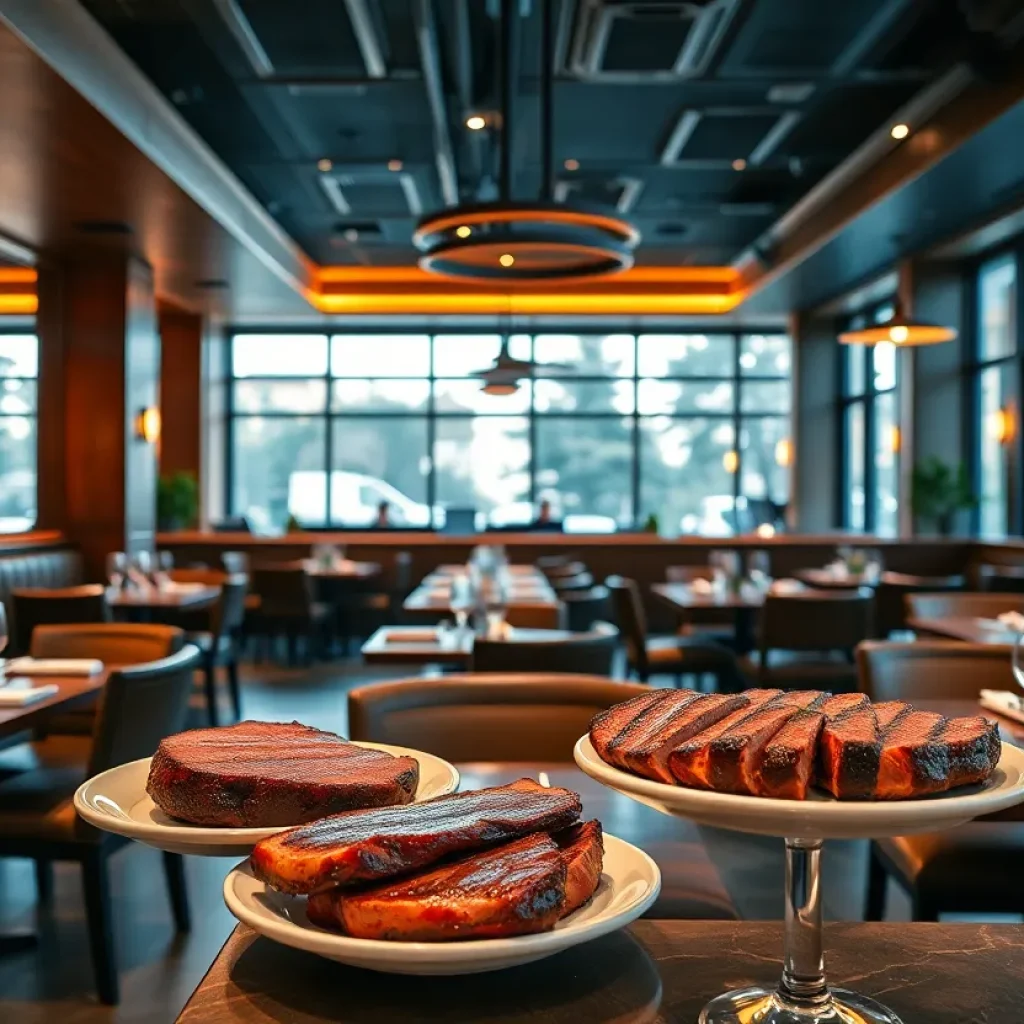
[228,331,791,534]
[972,254,1017,538]
[0,332,38,532]
[839,303,899,535]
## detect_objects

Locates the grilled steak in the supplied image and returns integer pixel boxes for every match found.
[146,720,419,827]
[589,690,669,765]
[753,711,826,800]
[612,692,750,782]
[942,716,1001,789]
[707,702,803,794]
[306,833,566,941]
[875,711,947,799]
[776,691,826,710]
[553,820,604,916]
[873,701,913,731]
[251,779,581,895]
[668,690,782,788]
[818,693,870,717]
[818,705,881,799]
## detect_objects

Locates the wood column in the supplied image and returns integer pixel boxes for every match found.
[37,254,160,579]
[158,303,202,480]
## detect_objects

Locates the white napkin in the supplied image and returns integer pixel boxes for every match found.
[979,689,1024,725]
[997,611,1024,633]
[0,681,60,706]
[4,658,104,676]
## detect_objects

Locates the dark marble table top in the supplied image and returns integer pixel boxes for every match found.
[176,921,1024,1023]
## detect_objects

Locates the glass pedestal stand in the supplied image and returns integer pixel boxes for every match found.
[700,838,902,1024]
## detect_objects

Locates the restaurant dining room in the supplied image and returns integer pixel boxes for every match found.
[3,0,1024,1021]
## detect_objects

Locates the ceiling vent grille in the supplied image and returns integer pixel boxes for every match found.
[567,0,740,81]
[553,176,645,213]
[661,107,801,167]
[319,167,423,217]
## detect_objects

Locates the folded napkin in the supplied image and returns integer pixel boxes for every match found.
[4,658,104,677]
[0,681,60,706]
[979,689,1024,725]
[997,611,1024,634]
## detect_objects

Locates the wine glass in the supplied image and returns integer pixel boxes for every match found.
[106,551,128,590]
[448,573,474,635]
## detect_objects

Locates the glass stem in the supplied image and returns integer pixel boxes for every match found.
[778,837,831,1009]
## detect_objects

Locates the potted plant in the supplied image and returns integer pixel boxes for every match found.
[157,471,199,531]
[911,457,976,536]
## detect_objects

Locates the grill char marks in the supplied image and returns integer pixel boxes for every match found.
[707,703,802,795]
[553,820,604,916]
[818,706,881,799]
[873,702,913,732]
[250,779,581,895]
[146,720,419,827]
[875,711,947,799]
[775,691,826,710]
[668,690,782,788]
[305,833,567,942]
[754,711,826,800]
[942,716,1002,789]
[819,693,870,718]
[615,692,751,783]
[589,691,669,768]
[604,690,705,772]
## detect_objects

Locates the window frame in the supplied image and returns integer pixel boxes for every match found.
[225,327,792,532]
[0,326,39,534]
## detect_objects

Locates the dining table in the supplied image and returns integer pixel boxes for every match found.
[651,581,766,653]
[0,668,111,740]
[107,582,221,615]
[793,567,880,589]
[403,566,560,617]
[907,615,1017,646]
[360,624,581,667]
[303,559,381,580]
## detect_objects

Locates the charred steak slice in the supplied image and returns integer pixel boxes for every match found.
[775,691,826,710]
[818,706,881,799]
[552,820,604,916]
[603,689,705,771]
[707,702,802,794]
[875,711,948,799]
[589,691,671,766]
[942,716,1001,790]
[251,779,581,895]
[753,711,826,800]
[306,833,566,941]
[668,690,782,788]
[614,692,751,782]
[873,701,913,732]
[146,720,419,827]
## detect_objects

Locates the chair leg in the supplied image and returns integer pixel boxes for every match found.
[864,847,888,921]
[81,851,119,1006]
[162,852,191,933]
[226,657,242,721]
[202,657,219,727]
[34,859,53,904]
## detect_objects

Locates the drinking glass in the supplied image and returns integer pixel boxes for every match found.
[1011,623,1024,710]
[106,551,128,589]
[448,573,474,634]
[483,568,510,639]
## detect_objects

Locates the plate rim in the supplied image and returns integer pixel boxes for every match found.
[73,740,461,847]
[573,734,1024,833]
[222,832,662,961]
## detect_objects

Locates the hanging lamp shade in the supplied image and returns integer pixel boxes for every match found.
[838,309,956,346]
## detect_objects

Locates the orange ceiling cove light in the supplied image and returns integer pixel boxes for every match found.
[0,268,39,314]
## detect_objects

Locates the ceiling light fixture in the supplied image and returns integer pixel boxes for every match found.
[387,159,403,172]
[723,450,739,474]
[416,0,638,283]
[317,158,333,173]
[890,123,910,140]
[838,306,956,346]
[732,158,747,171]
[481,380,520,396]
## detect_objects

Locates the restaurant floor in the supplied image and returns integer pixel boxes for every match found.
[0,663,919,1023]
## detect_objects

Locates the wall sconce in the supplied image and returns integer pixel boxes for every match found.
[774,438,793,468]
[988,407,1015,446]
[722,450,739,474]
[888,425,901,454]
[135,406,162,444]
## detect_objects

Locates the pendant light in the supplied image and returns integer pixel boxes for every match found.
[838,305,956,346]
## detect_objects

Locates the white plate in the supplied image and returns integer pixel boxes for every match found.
[223,833,660,975]
[574,735,1024,840]
[74,742,460,856]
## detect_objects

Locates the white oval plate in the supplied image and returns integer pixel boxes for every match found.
[74,742,460,856]
[574,735,1024,840]
[223,833,660,975]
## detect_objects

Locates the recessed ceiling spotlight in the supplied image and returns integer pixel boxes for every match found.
[387,158,403,172]
[499,253,515,267]
[317,158,333,173]
[732,158,747,171]
[564,158,580,171]
[466,114,487,131]
[891,123,910,140]
[456,225,472,238]
[343,228,359,242]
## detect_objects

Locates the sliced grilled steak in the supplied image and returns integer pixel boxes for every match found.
[753,711,826,800]
[942,716,1002,789]
[553,820,604,916]
[818,693,870,718]
[875,711,948,799]
[146,720,419,827]
[602,689,705,771]
[818,706,881,799]
[775,691,826,710]
[707,702,802,794]
[874,701,913,731]
[589,690,670,766]
[306,833,566,941]
[250,779,581,895]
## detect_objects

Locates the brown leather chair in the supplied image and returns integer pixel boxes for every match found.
[249,564,330,664]
[560,585,611,632]
[904,591,1024,624]
[348,673,651,762]
[742,588,873,691]
[471,623,618,676]
[874,571,964,638]
[857,639,1022,922]
[504,602,566,629]
[0,644,201,1003]
[606,575,742,689]
[856,641,1012,701]
[10,585,110,655]
[978,562,1024,593]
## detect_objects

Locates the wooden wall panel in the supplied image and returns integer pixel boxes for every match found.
[158,304,202,481]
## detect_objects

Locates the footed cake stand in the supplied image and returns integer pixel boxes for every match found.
[574,734,1024,1024]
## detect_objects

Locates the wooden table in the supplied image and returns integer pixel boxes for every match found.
[176,921,1024,1023]
[652,582,765,652]
[0,669,110,739]
[794,568,878,589]
[404,569,559,617]
[361,625,578,666]
[107,583,220,612]
[304,559,380,580]
[908,615,1016,646]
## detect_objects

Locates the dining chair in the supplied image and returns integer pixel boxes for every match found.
[560,585,611,632]
[471,622,619,676]
[186,574,248,725]
[856,639,1022,923]
[10,585,111,655]
[249,564,330,664]
[550,571,595,592]
[904,591,1024,624]
[873,571,964,638]
[348,673,652,762]
[504,602,567,629]
[0,644,202,1004]
[605,575,742,690]
[742,588,874,691]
